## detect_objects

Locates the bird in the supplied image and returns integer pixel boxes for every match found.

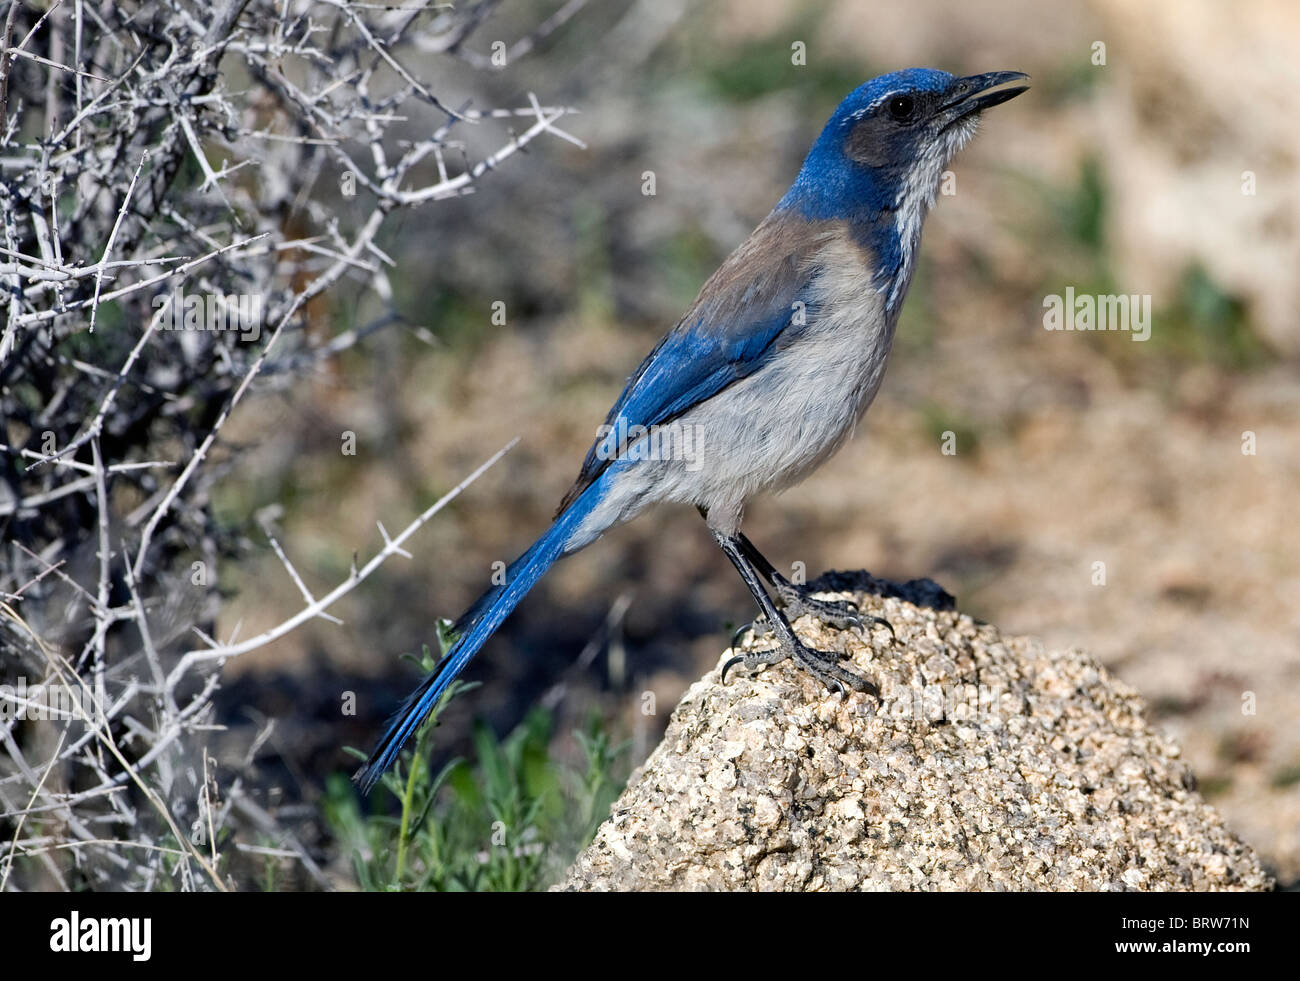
[355,67,1029,794]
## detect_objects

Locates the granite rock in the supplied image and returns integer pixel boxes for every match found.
[557,573,1272,891]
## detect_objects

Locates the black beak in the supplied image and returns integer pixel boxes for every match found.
[940,71,1030,119]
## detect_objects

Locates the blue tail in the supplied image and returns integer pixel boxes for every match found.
[353,477,606,794]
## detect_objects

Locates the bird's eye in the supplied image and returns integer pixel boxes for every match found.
[887,95,915,121]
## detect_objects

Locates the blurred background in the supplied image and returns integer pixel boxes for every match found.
[189,0,1299,885]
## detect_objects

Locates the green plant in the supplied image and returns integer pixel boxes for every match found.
[326,636,629,891]
[1152,264,1269,370]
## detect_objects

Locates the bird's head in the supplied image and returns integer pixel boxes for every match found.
[779,68,1028,230]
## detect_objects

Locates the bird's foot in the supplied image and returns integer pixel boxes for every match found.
[722,633,880,699]
[767,582,897,642]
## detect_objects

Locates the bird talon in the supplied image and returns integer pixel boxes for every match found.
[721,655,745,684]
[729,622,756,650]
[867,614,897,643]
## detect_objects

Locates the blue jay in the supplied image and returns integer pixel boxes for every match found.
[356,68,1028,793]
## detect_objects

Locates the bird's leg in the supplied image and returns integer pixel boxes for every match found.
[713,529,879,698]
[737,532,894,640]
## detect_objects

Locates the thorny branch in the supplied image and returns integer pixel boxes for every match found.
[0,0,583,890]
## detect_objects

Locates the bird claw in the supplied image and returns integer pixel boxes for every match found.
[862,612,897,644]
[792,643,879,698]
[721,654,744,685]
[721,640,790,684]
[721,635,880,699]
[729,621,757,650]
[774,587,897,643]
[782,594,863,631]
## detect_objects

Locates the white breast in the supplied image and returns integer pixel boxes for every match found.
[739,235,896,487]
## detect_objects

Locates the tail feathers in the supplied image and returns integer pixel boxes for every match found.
[353,670,445,795]
[353,482,603,795]
[451,537,545,636]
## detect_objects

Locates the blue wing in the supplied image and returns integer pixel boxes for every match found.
[558,213,826,512]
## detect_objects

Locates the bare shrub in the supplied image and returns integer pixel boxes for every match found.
[0,0,583,890]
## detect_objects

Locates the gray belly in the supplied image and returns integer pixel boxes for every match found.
[569,243,896,547]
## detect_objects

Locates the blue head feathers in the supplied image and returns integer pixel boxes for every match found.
[776,67,1028,285]
[780,68,1027,216]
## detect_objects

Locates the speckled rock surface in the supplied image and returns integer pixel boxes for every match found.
[557,573,1272,892]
